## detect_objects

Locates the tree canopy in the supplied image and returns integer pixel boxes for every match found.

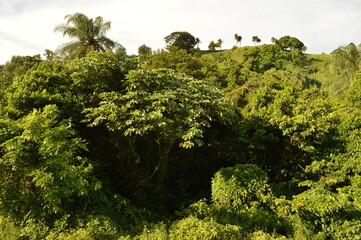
[274,35,307,52]
[164,31,197,52]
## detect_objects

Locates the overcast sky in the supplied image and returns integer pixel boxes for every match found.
[0,0,360,64]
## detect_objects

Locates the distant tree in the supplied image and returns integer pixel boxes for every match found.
[344,43,360,68]
[43,49,58,61]
[114,45,127,58]
[252,36,257,45]
[234,34,242,47]
[195,38,201,48]
[271,37,278,44]
[208,41,217,51]
[217,39,223,50]
[164,31,197,52]
[257,38,261,45]
[276,35,306,52]
[138,44,152,55]
[0,55,41,82]
[331,43,360,76]
[54,13,122,59]
[0,55,42,104]
[252,36,261,45]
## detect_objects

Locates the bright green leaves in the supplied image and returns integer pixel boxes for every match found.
[212,164,272,211]
[142,48,204,79]
[0,105,99,220]
[293,188,348,220]
[331,43,360,77]
[86,68,237,149]
[169,216,242,240]
[274,36,306,52]
[270,98,338,153]
[346,74,361,108]
[85,68,239,185]
[2,52,137,121]
[174,164,292,238]
[290,188,361,239]
[1,62,72,120]
[68,52,134,107]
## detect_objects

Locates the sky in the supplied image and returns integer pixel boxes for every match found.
[0,0,361,64]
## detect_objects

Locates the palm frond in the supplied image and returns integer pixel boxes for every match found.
[55,12,123,59]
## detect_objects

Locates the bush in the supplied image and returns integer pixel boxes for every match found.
[169,216,242,240]
[211,164,272,211]
[133,223,168,240]
[0,216,20,240]
[247,230,288,240]
[48,216,119,240]
[291,188,351,238]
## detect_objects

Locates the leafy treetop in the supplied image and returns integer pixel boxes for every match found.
[274,35,307,52]
[164,31,197,52]
[54,12,123,59]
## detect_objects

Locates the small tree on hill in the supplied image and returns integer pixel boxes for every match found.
[195,38,201,48]
[234,34,242,47]
[208,41,217,51]
[138,44,152,55]
[252,36,261,45]
[276,35,306,52]
[217,39,223,50]
[164,31,197,52]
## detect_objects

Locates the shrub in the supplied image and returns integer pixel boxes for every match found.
[211,164,272,211]
[0,215,20,240]
[169,216,242,240]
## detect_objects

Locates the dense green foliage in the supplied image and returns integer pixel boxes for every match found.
[0,29,360,239]
[164,32,198,52]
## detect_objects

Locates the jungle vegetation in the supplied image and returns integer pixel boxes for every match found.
[0,13,360,239]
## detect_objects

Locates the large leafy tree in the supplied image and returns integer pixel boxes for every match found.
[275,35,307,52]
[0,105,101,225]
[331,43,360,77]
[164,31,197,52]
[208,41,217,51]
[138,44,152,55]
[54,13,122,59]
[86,68,238,184]
[0,55,41,105]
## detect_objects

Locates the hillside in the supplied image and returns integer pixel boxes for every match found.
[0,40,360,239]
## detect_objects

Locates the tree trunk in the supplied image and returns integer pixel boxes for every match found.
[147,139,173,184]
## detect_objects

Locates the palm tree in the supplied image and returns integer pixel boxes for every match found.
[257,37,261,45]
[217,39,223,50]
[271,37,278,44]
[234,34,242,47]
[195,38,201,48]
[252,36,261,46]
[54,13,120,59]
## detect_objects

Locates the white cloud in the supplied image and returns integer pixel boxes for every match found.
[0,31,43,50]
